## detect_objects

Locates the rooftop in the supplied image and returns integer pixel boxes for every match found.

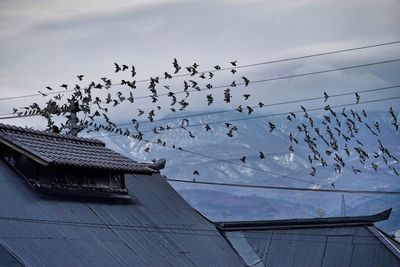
[0,123,153,173]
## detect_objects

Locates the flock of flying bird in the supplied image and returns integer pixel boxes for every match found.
[12,58,400,179]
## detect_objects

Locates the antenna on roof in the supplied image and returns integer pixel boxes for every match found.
[68,101,84,136]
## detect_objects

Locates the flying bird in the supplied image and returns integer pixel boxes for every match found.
[131,65,136,77]
[242,76,250,86]
[355,93,360,104]
[114,63,121,73]
[268,122,276,132]
[323,92,329,102]
[173,58,181,74]
[243,94,250,100]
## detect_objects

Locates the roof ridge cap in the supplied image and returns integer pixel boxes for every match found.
[0,123,105,146]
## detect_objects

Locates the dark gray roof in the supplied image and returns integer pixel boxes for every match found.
[0,123,153,173]
[218,210,400,267]
[0,160,244,266]
[215,208,392,230]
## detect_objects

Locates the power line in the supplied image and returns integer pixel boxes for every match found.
[0,40,399,102]
[129,95,400,133]
[2,83,397,122]
[90,96,400,205]
[0,213,391,242]
[116,58,400,100]
[166,178,400,195]
[0,56,398,125]
[116,84,400,128]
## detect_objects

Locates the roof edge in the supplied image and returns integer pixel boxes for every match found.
[367,226,400,260]
[214,208,392,231]
[0,123,105,146]
[0,134,51,166]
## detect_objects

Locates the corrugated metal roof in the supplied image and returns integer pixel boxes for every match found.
[220,214,400,267]
[0,123,153,173]
[0,160,244,266]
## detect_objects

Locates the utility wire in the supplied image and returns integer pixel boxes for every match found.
[0,213,391,242]
[0,40,399,102]
[116,84,400,128]
[118,95,400,133]
[91,96,400,205]
[112,58,400,100]
[2,83,397,122]
[166,179,400,195]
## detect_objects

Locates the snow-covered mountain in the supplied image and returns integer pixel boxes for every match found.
[88,110,400,232]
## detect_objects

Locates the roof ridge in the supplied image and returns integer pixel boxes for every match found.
[214,208,392,230]
[0,123,105,146]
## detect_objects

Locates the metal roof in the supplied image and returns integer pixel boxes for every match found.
[0,160,244,266]
[218,210,400,267]
[215,208,392,231]
[0,123,154,173]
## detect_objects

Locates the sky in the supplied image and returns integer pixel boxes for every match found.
[0,0,400,129]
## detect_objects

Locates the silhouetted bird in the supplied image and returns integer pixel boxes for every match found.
[114,63,121,72]
[268,122,276,132]
[259,151,265,159]
[323,92,329,102]
[131,65,136,77]
[193,170,199,175]
[242,76,250,87]
[173,58,181,74]
[355,93,360,104]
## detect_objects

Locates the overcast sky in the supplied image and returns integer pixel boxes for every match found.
[0,0,399,128]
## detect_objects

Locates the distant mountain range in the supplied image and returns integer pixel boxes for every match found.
[89,110,400,233]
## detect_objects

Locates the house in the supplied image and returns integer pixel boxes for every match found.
[0,123,398,266]
[0,123,243,266]
[216,209,400,267]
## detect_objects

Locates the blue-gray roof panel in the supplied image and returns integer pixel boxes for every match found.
[223,226,400,267]
[0,161,244,266]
